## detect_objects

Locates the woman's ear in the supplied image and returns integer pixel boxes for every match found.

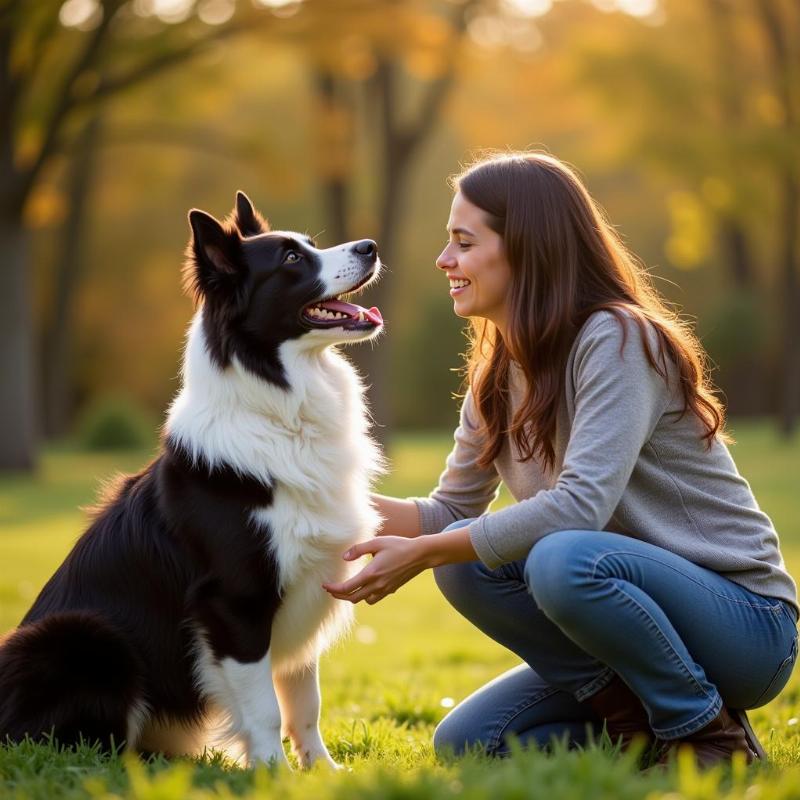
[234,191,270,237]
[184,209,244,301]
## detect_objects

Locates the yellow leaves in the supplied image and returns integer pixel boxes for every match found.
[403,12,455,80]
[411,12,452,49]
[24,184,68,229]
[404,50,449,81]
[337,37,378,81]
[665,190,712,270]
[701,177,733,213]
[753,92,785,127]
[15,125,44,171]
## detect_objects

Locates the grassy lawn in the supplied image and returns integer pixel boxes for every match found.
[1,422,799,799]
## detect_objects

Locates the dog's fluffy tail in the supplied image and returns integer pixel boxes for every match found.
[0,611,143,751]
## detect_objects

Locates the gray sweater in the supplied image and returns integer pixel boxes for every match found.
[412,310,799,618]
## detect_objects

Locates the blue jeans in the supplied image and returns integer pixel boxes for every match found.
[432,519,799,757]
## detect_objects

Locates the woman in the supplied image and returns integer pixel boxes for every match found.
[323,152,798,767]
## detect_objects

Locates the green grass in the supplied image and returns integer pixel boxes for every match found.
[1,422,799,799]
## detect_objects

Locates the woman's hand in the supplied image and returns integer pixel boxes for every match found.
[322,527,477,605]
[322,535,434,605]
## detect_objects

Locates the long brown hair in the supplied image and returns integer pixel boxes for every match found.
[452,151,730,471]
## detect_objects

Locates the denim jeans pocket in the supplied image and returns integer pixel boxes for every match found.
[751,635,798,708]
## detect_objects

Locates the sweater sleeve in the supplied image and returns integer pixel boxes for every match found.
[410,389,502,535]
[469,313,674,568]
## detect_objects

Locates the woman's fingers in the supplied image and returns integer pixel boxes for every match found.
[325,582,381,603]
[323,576,362,595]
[323,565,376,596]
[343,538,384,561]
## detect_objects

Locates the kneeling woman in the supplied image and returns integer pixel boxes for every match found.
[323,152,798,767]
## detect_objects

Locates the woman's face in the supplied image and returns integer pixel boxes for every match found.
[436,191,512,333]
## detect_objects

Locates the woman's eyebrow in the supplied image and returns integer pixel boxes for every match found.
[447,226,476,237]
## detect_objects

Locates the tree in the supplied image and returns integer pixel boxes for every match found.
[3,0,496,467]
[0,0,276,470]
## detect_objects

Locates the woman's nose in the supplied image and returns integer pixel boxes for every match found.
[436,246,455,271]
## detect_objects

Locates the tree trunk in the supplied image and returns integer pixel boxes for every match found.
[313,71,350,246]
[777,174,800,436]
[0,213,37,471]
[719,217,755,291]
[41,114,104,439]
[343,62,410,451]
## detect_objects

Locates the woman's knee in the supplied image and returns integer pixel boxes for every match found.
[433,711,489,758]
[523,530,595,616]
[433,559,487,612]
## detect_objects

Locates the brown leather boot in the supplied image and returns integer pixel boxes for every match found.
[584,673,654,751]
[655,705,762,768]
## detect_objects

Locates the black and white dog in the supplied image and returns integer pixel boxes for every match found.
[0,192,385,768]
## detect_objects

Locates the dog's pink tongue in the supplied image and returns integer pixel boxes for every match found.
[319,300,382,325]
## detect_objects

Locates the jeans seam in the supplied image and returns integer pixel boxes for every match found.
[487,686,561,754]
[590,552,717,702]
[652,694,723,739]
[589,549,786,612]
[573,667,617,702]
[779,601,800,627]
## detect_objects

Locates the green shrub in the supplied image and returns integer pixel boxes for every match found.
[76,395,157,451]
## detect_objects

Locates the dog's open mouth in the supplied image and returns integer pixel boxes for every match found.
[303,298,383,330]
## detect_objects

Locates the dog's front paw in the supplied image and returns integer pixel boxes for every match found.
[298,748,341,770]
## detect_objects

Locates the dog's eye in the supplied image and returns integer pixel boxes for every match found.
[284,251,301,264]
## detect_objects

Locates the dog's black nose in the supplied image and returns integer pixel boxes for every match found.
[354,240,376,256]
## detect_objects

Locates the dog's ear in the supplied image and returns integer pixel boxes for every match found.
[234,191,270,237]
[184,209,243,302]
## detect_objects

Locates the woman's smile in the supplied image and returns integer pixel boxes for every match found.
[449,277,471,296]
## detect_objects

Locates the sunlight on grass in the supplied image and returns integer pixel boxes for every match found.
[1,422,798,798]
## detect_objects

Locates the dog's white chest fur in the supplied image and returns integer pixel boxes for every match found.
[167,313,384,672]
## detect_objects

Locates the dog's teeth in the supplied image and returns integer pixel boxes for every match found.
[358,312,365,321]
[306,306,355,321]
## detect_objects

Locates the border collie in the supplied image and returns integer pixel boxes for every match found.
[0,192,386,768]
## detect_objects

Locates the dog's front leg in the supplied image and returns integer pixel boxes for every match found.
[191,579,287,768]
[217,650,288,768]
[274,660,338,769]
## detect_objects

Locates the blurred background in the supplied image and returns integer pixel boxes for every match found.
[1,0,799,472]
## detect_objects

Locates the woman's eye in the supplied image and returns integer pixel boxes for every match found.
[284,251,301,264]
[457,241,471,249]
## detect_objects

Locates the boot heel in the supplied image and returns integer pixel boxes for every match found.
[731,709,767,761]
